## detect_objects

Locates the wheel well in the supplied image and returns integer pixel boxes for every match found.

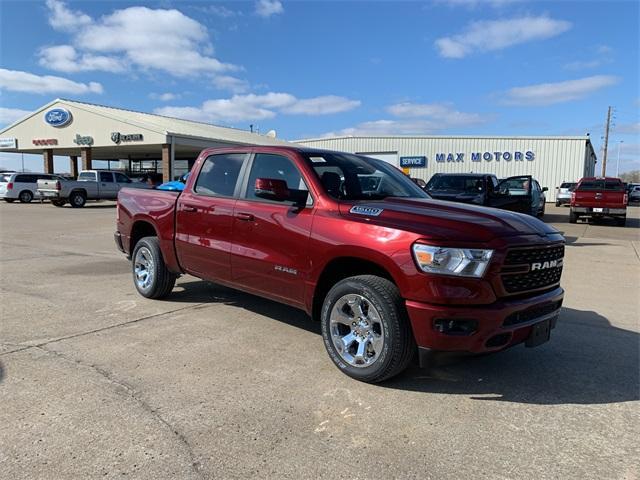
[312,257,395,322]
[70,189,87,197]
[130,221,157,252]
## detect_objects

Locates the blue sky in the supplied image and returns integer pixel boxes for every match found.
[0,0,638,172]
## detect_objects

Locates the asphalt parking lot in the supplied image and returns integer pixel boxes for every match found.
[1,201,638,479]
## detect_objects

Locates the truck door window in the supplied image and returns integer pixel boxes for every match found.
[114,173,130,183]
[100,172,114,182]
[245,153,309,204]
[194,153,245,197]
[78,172,96,182]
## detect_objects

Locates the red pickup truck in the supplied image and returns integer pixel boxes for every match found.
[570,177,628,226]
[115,146,565,383]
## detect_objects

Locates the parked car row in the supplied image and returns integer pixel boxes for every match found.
[0,172,66,203]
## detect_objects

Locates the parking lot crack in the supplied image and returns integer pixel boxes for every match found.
[0,303,208,357]
[32,344,205,479]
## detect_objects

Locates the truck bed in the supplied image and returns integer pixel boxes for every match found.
[117,187,181,259]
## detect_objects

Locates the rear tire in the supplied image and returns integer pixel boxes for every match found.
[555,201,560,207]
[615,216,626,227]
[69,191,86,208]
[4,198,15,203]
[18,190,33,203]
[569,210,578,224]
[320,275,415,383]
[132,236,177,299]
[52,200,66,207]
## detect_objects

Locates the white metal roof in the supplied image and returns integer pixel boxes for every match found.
[294,134,593,142]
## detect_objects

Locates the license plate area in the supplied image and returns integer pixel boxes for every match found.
[525,319,551,347]
[592,207,603,213]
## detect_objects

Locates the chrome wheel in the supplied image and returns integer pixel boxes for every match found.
[134,246,155,290]
[329,294,385,368]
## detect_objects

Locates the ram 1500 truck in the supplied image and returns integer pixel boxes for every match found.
[570,177,628,226]
[38,170,149,207]
[116,146,565,383]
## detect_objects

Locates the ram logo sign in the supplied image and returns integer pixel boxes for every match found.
[531,259,563,271]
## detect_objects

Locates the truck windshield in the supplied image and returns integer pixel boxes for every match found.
[426,175,485,193]
[303,152,429,201]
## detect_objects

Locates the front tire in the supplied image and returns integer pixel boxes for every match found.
[69,191,86,208]
[19,190,33,203]
[320,275,415,383]
[132,236,177,299]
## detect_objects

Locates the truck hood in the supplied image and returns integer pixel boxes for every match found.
[339,198,558,243]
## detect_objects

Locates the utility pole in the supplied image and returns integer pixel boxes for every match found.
[601,106,612,176]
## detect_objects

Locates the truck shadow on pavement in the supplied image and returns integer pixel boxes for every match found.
[387,307,640,405]
[171,281,638,405]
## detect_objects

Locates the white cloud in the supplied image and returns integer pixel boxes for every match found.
[203,5,240,18]
[46,0,91,31]
[563,44,613,71]
[213,75,250,94]
[387,102,484,126]
[43,1,239,78]
[0,68,103,95]
[150,92,180,101]
[255,0,283,18]
[435,15,571,58]
[0,107,32,127]
[321,102,488,137]
[283,95,361,115]
[154,92,360,124]
[616,122,640,135]
[502,75,619,106]
[38,45,125,73]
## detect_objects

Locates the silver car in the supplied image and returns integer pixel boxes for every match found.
[555,182,577,206]
[629,185,640,203]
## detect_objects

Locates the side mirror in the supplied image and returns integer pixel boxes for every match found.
[542,187,548,192]
[254,178,290,202]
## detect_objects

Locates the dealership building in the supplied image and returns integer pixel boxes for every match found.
[0,98,288,182]
[0,99,597,201]
[294,135,597,202]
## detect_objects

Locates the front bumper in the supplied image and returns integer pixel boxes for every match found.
[405,287,564,355]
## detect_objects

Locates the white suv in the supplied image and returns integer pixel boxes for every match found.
[0,172,65,203]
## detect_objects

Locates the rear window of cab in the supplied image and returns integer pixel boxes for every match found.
[578,180,624,191]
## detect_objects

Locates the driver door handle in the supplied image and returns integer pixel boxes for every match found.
[236,212,255,221]
[181,204,198,212]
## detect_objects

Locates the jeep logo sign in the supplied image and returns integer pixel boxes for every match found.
[531,259,563,271]
[44,108,72,127]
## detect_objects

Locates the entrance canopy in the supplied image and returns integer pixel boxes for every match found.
[0,98,289,181]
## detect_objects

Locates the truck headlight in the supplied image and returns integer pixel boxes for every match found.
[412,244,493,278]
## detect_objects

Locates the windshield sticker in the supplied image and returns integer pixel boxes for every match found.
[350,206,383,216]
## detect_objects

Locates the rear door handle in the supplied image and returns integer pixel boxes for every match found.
[236,212,255,221]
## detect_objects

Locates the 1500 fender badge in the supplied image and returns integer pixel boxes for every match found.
[350,206,383,216]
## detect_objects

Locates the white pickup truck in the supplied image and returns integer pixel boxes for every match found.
[37,170,150,207]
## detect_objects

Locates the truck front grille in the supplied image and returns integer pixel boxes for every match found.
[501,245,564,294]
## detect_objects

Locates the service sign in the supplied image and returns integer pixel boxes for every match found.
[400,156,427,168]
[0,137,17,148]
[44,108,72,127]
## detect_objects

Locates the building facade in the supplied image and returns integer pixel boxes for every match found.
[294,135,597,202]
[0,99,288,182]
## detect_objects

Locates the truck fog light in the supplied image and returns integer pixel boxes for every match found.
[433,318,478,336]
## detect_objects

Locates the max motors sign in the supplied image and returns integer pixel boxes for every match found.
[435,151,535,163]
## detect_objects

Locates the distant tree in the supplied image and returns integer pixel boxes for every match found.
[620,170,640,183]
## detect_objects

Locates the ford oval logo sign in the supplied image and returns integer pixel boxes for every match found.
[44,108,72,127]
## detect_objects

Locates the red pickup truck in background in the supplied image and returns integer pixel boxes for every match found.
[570,177,628,226]
[115,146,565,383]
